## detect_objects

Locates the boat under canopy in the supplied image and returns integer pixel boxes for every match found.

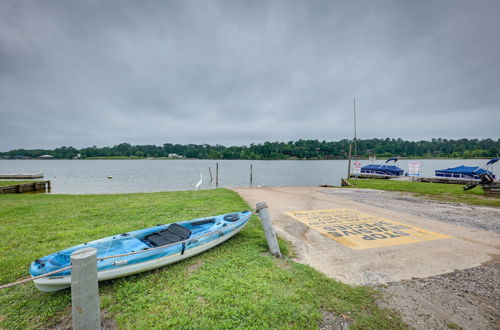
[360,164,404,176]
[435,165,495,180]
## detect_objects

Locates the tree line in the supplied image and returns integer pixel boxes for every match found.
[1,138,498,160]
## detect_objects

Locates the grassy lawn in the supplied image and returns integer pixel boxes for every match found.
[347,179,499,207]
[0,189,404,329]
[0,181,34,187]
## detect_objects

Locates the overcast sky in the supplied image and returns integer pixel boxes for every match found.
[0,0,499,150]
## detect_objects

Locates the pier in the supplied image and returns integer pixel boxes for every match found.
[0,181,51,194]
[0,174,44,179]
[349,174,479,185]
[349,173,394,180]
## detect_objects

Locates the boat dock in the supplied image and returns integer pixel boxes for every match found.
[0,174,44,179]
[482,184,500,196]
[416,177,478,185]
[0,181,51,194]
[349,174,479,185]
[349,174,396,180]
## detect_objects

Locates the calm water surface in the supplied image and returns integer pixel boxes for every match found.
[0,159,495,194]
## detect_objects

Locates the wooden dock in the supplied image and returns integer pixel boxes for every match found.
[0,174,44,179]
[349,174,398,180]
[481,183,500,197]
[0,181,51,194]
[416,177,477,185]
[349,174,480,185]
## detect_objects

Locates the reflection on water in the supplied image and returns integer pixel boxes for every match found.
[0,159,495,194]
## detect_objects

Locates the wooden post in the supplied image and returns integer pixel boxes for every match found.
[347,142,352,179]
[256,202,282,258]
[216,162,219,187]
[71,247,101,330]
[208,167,213,182]
[18,185,22,193]
[250,164,253,184]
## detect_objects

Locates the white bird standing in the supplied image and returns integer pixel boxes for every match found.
[195,171,203,189]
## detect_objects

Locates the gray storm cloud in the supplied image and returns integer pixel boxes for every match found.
[0,0,499,150]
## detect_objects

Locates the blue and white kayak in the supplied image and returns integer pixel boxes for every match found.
[30,211,252,292]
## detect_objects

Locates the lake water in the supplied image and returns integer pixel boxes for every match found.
[0,159,495,194]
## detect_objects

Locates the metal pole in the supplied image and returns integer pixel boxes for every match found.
[71,247,101,330]
[256,202,282,258]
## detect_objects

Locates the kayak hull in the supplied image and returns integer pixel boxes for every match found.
[31,211,251,292]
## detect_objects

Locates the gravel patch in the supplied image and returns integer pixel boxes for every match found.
[322,189,500,233]
[377,261,499,330]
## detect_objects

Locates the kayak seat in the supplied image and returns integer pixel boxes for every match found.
[223,213,240,222]
[143,223,192,248]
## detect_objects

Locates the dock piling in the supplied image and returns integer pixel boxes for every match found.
[250,164,253,184]
[216,163,219,187]
[208,166,213,182]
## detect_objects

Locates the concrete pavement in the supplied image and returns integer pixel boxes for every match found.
[233,186,500,285]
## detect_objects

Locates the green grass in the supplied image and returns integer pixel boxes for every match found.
[347,179,499,207]
[0,189,405,329]
[0,181,35,187]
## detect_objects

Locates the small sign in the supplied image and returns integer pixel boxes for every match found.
[286,208,449,250]
[408,162,420,176]
[353,161,362,174]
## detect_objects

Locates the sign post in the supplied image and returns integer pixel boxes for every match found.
[408,162,420,180]
[353,161,361,179]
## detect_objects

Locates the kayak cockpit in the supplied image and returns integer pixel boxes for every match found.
[141,223,192,247]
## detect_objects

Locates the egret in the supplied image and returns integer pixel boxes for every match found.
[195,172,203,189]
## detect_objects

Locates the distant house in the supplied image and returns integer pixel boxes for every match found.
[168,153,184,158]
[39,155,54,159]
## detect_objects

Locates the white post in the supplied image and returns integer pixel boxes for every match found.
[256,202,282,258]
[71,247,101,330]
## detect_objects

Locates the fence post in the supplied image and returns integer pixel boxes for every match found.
[71,247,101,330]
[256,202,282,258]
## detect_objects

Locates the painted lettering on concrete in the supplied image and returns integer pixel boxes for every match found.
[286,209,450,250]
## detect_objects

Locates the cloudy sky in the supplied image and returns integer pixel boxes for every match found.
[0,0,499,150]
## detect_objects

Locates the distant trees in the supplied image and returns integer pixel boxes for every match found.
[1,138,499,160]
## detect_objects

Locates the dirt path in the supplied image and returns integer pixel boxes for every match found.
[232,186,500,329]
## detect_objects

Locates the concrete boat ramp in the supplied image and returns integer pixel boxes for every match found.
[233,186,499,285]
